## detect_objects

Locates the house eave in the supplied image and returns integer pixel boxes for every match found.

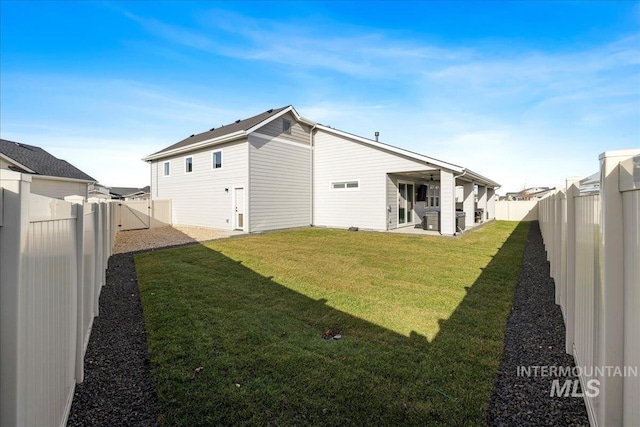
[143,131,246,161]
[462,169,501,189]
[32,174,95,184]
[0,152,36,173]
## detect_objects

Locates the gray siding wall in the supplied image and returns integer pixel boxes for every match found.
[30,178,88,200]
[314,130,434,231]
[151,140,248,229]
[253,112,311,145]
[248,132,311,233]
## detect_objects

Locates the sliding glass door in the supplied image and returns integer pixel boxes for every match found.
[398,182,415,225]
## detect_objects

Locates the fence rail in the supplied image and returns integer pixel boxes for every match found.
[538,150,640,427]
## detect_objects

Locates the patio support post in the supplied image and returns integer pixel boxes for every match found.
[478,185,487,221]
[462,181,474,228]
[487,188,496,220]
[440,169,456,235]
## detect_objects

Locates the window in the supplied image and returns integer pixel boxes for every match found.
[163,161,170,177]
[282,118,291,134]
[212,151,222,169]
[185,156,193,173]
[331,180,359,190]
[426,184,440,207]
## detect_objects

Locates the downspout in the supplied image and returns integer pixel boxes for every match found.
[452,169,467,234]
[309,125,316,226]
[453,169,467,181]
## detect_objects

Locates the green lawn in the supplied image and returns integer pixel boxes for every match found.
[135,221,529,426]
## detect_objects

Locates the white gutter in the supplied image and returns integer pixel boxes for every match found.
[31,174,95,184]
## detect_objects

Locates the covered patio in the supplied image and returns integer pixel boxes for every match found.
[387,169,499,236]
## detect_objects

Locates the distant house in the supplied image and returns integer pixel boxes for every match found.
[143,105,499,236]
[109,186,150,200]
[0,139,95,199]
[505,187,554,201]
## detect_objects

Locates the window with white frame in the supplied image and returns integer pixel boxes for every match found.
[282,118,291,134]
[163,161,170,176]
[427,183,440,207]
[185,156,193,173]
[331,180,359,190]
[212,151,222,169]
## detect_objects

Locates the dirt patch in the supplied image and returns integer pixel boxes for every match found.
[113,226,239,254]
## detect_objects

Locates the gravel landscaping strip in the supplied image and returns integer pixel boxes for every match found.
[488,221,589,426]
[66,252,160,427]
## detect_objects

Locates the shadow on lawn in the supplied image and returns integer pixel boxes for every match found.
[136,222,530,427]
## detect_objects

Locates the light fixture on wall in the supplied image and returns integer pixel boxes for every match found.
[225,188,229,192]
[430,174,434,181]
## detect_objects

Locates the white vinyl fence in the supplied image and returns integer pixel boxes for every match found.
[113,198,172,231]
[495,200,539,221]
[0,171,117,427]
[538,149,640,427]
[0,171,174,427]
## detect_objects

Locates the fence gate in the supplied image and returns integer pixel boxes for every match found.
[118,200,151,231]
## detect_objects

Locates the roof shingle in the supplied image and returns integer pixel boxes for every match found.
[0,138,96,181]
[150,106,290,157]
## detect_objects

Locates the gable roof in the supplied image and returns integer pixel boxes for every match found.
[143,105,499,188]
[0,139,96,182]
[145,106,310,160]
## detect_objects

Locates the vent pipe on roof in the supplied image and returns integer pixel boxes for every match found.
[375,131,379,142]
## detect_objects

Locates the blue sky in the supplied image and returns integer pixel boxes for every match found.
[1,1,638,193]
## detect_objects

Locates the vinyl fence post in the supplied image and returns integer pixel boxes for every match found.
[0,171,31,426]
[597,151,626,426]
[65,196,86,383]
[564,178,580,355]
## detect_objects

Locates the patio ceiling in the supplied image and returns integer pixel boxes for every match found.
[390,169,498,188]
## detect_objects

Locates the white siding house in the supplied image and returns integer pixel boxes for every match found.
[144,105,500,236]
[0,139,95,199]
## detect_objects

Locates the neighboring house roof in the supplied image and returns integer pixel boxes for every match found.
[110,186,150,198]
[0,138,96,182]
[143,105,500,188]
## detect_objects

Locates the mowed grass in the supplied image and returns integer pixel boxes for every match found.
[135,221,529,426]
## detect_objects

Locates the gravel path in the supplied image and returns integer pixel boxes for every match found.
[488,222,589,426]
[113,225,239,254]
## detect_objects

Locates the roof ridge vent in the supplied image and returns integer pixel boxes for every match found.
[267,109,273,113]
[235,119,241,123]
[210,127,215,131]
[190,134,195,137]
